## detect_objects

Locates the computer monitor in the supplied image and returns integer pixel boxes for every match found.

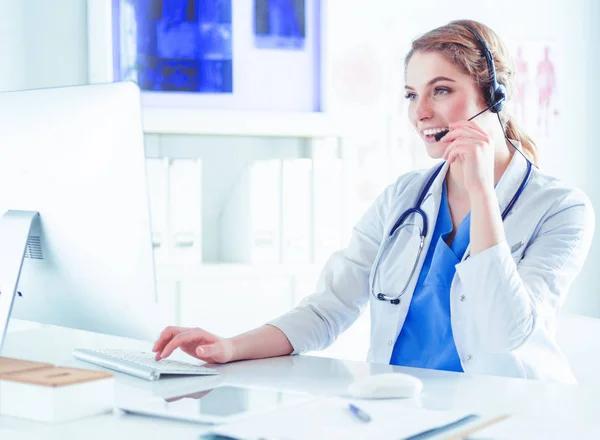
[0,82,168,352]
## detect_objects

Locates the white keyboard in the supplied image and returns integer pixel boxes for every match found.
[72,348,219,381]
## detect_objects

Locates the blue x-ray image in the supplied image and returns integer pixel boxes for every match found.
[114,0,233,93]
[254,0,305,50]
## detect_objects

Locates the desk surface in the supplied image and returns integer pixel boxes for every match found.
[2,324,600,439]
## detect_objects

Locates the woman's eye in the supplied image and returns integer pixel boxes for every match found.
[404,92,417,101]
[434,87,450,96]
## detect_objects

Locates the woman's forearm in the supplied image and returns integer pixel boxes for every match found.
[469,187,506,256]
[229,324,294,362]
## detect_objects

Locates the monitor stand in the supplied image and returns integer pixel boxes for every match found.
[0,210,40,354]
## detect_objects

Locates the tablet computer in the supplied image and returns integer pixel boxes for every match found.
[116,384,314,425]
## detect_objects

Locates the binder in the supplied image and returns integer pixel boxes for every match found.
[168,158,203,266]
[281,159,313,264]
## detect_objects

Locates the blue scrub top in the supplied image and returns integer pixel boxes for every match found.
[390,181,470,372]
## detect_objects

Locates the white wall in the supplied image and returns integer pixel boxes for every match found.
[0,1,24,90]
[578,0,600,317]
[0,0,88,92]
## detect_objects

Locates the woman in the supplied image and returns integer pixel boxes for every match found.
[152,20,594,383]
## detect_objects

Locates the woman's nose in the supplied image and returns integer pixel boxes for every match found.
[415,97,433,121]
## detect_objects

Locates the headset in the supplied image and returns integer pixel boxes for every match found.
[433,26,534,171]
[467,26,507,114]
[434,25,506,143]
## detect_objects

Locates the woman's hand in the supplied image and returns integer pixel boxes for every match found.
[152,326,235,364]
[441,120,495,197]
[441,120,507,256]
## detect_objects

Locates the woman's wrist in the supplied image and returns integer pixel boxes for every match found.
[468,183,496,204]
[228,325,294,363]
[228,335,243,362]
[468,183,504,255]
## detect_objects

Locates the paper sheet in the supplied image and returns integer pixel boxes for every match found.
[468,416,600,439]
[211,397,478,440]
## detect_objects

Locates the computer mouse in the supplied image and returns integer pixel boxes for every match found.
[347,373,423,399]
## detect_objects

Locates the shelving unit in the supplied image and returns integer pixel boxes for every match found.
[142,108,346,139]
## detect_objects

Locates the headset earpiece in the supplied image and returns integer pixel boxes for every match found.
[457,25,535,168]
[490,83,506,113]
[465,26,505,113]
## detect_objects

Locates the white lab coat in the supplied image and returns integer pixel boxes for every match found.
[269,150,595,384]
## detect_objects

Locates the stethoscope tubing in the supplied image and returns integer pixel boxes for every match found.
[371,160,533,304]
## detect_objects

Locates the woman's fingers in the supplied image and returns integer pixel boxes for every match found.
[152,326,185,356]
[441,125,491,165]
[440,127,488,145]
[158,328,213,360]
[449,119,489,137]
[443,140,480,163]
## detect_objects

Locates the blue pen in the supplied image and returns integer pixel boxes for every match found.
[348,403,372,423]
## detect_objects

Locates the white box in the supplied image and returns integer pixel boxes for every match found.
[0,366,115,423]
[248,159,282,264]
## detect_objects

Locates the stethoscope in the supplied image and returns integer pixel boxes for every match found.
[370,159,533,305]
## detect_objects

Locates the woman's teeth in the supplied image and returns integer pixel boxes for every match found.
[423,127,449,136]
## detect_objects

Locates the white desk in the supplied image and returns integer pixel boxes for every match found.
[2,324,600,439]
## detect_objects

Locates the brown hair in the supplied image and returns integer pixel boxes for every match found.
[405,19,538,165]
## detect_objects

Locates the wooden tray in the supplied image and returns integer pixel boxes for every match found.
[0,356,53,376]
[1,366,114,387]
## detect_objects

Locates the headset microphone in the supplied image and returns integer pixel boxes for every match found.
[433,97,505,142]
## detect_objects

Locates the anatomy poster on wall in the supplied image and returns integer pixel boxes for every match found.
[114,0,233,93]
[506,38,563,142]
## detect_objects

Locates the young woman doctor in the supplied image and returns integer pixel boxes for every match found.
[153,20,594,383]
